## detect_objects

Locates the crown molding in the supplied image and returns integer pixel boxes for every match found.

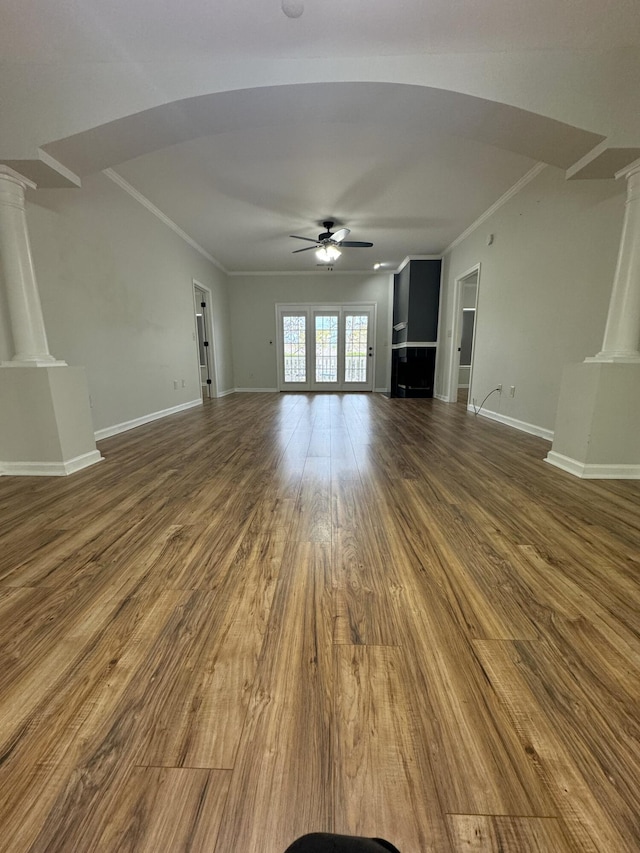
[228,269,392,277]
[103,168,228,273]
[394,254,442,274]
[444,163,547,255]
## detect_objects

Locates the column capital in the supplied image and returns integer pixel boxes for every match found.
[616,157,640,179]
[0,165,37,192]
[590,155,640,361]
[0,164,58,364]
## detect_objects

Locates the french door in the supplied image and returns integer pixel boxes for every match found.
[277,304,375,391]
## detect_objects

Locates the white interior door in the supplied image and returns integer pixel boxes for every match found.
[194,282,216,398]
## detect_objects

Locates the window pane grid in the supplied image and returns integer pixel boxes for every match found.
[283,315,306,383]
[315,315,338,383]
[344,314,368,382]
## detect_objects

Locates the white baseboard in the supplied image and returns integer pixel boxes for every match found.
[434,393,450,402]
[95,399,202,441]
[374,387,389,393]
[467,404,554,442]
[234,387,279,393]
[545,451,640,479]
[216,388,235,398]
[0,450,103,477]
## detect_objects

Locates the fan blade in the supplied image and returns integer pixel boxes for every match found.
[340,241,374,248]
[290,235,320,243]
[292,245,318,254]
[331,227,350,243]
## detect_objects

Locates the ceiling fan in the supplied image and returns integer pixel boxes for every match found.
[290,220,373,262]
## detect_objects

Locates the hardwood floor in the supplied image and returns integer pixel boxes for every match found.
[1,392,639,852]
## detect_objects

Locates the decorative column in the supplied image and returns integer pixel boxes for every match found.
[0,165,65,366]
[546,163,640,478]
[0,165,102,476]
[588,163,640,363]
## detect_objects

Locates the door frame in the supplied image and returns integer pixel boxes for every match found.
[448,264,481,403]
[275,302,377,392]
[193,280,218,399]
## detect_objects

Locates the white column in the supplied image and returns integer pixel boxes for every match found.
[589,164,640,363]
[0,165,65,366]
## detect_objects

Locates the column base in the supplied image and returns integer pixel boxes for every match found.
[1,357,68,367]
[585,353,640,364]
[545,362,640,478]
[0,366,103,476]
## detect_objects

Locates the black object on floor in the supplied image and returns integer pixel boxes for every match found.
[284,833,401,852]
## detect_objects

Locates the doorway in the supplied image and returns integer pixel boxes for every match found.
[276,303,376,392]
[449,266,480,404]
[193,282,217,399]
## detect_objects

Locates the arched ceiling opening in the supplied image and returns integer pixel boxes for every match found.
[3,82,634,272]
[41,83,605,177]
[5,83,602,271]
[2,1,640,272]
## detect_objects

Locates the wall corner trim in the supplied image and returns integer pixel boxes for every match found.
[0,450,103,477]
[444,163,547,255]
[467,404,554,441]
[95,399,202,441]
[545,451,640,479]
[103,169,228,273]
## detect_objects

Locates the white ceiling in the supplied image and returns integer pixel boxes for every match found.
[4,0,640,61]
[3,0,640,273]
[115,116,537,272]
[104,83,597,272]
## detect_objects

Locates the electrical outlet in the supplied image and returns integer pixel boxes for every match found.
[497,384,503,394]
[510,385,516,397]
[181,379,186,388]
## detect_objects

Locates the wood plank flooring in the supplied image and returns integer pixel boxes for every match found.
[1,392,639,852]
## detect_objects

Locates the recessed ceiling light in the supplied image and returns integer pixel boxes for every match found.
[374,262,385,270]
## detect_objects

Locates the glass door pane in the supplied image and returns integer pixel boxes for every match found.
[344,313,369,383]
[343,309,373,390]
[314,313,339,386]
[282,313,307,385]
[277,303,375,392]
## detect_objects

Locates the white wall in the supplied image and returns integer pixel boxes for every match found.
[1,172,233,433]
[228,273,393,391]
[438,166,625,433]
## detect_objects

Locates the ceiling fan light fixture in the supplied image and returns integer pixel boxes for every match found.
[316,245,341,262]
